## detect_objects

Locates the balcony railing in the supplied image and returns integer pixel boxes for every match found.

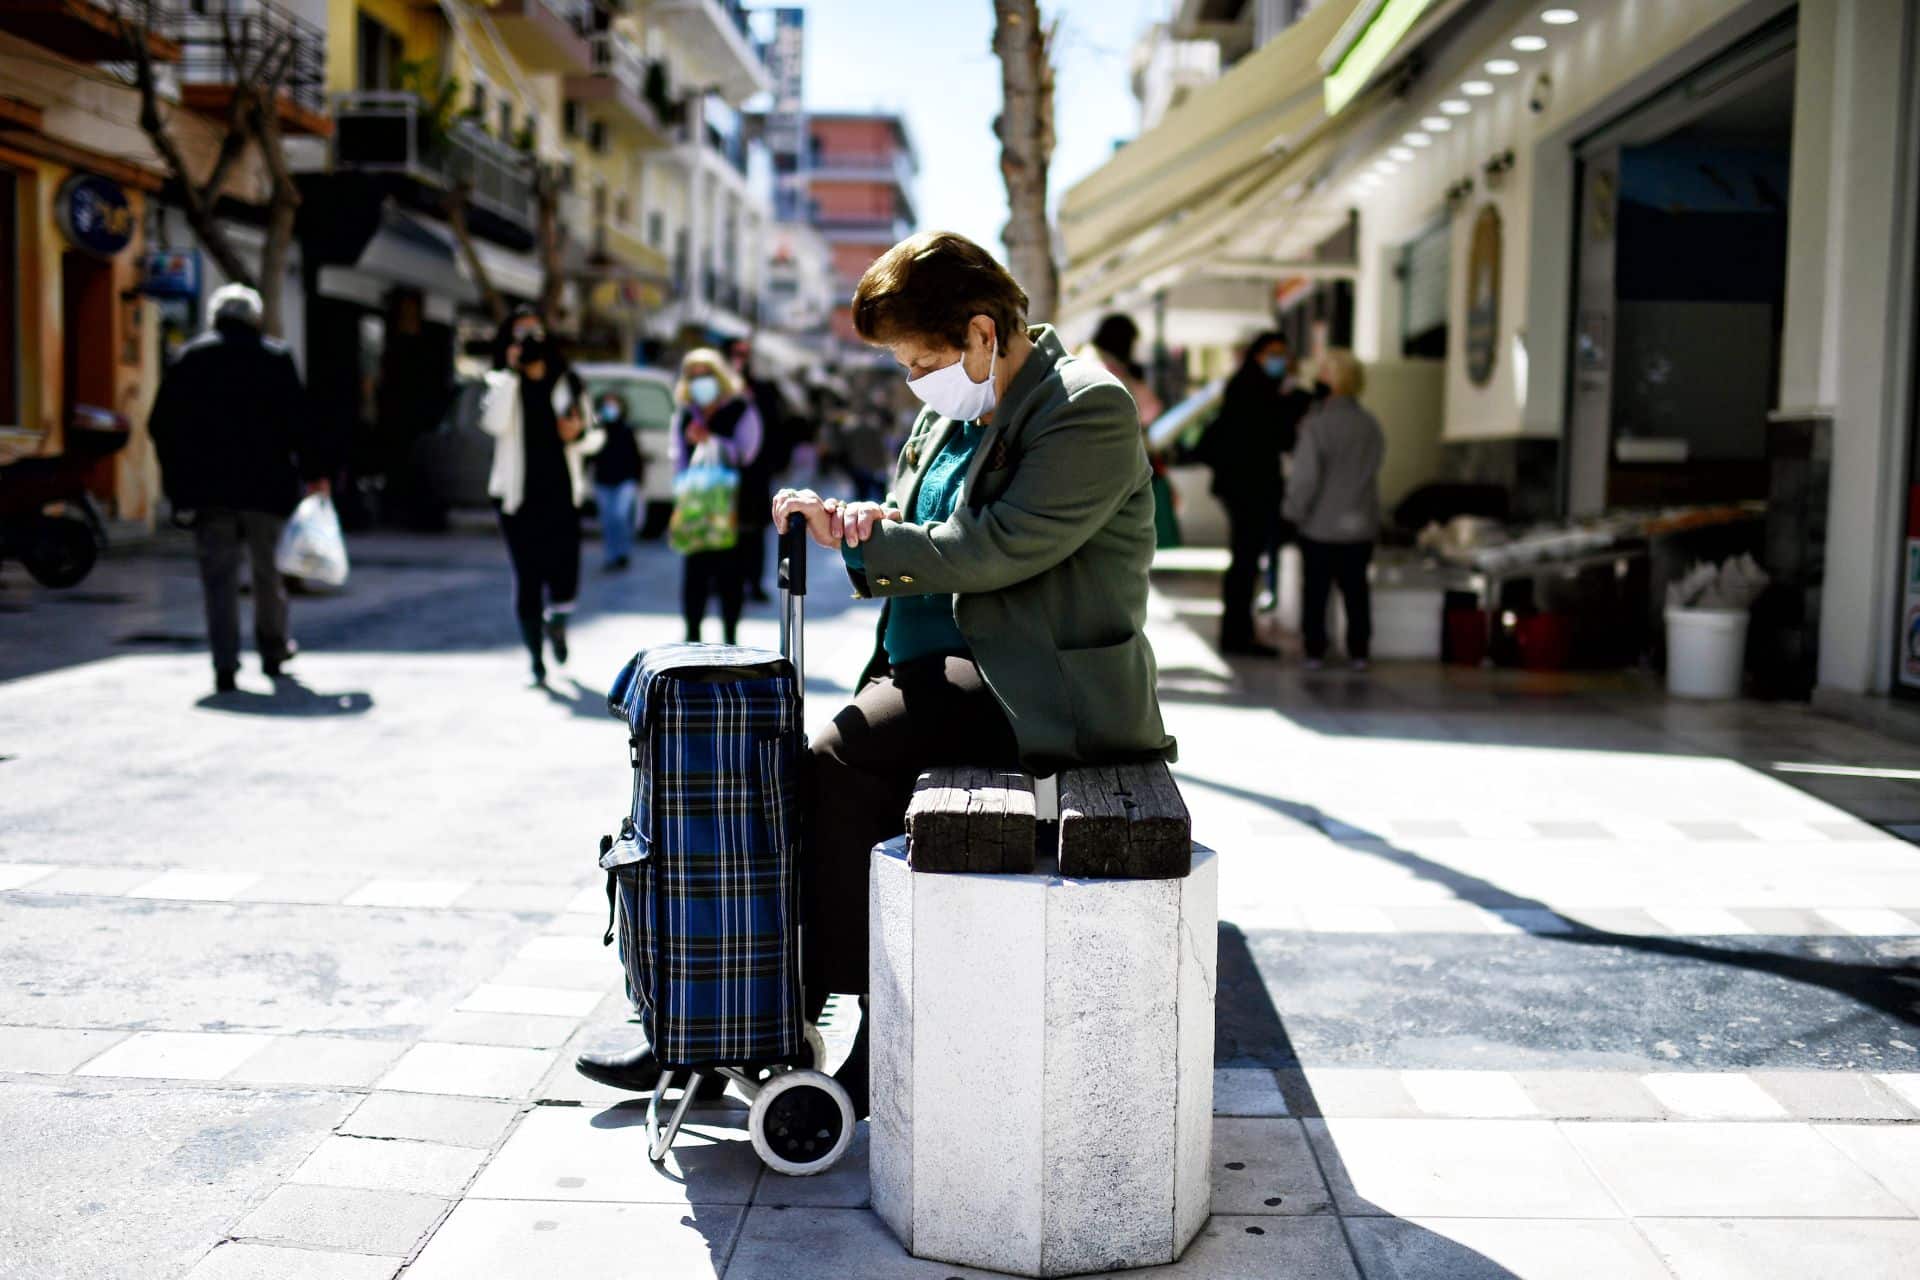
[174,0,327,121]
[332,92,534,227]
[590,30,646,99]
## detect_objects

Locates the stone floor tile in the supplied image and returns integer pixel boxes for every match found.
[75,1030,273,1081]
[234,1184,449,1256]
[0,1026,128,1074]
[1390,819,1468,839]
[1211,1117,1330,1215]
[1814,1123,1920,1215]
[341,880,472,909]
[467,1103,762,1205]
[1298,1069,1425,1119]
[1214,1067,1289,1116]
[455,984,602,1018]
[125,869,262,901]
[1306,1118,1620,1218]
[1530,820,1613,840]
[337,1093,521,1149]
[423,1011,583,1049]
[290,1135,486,1197]
[1072,1216,1360,1280]
[1810,819,1890,841]
[1670,820,1757,842]
[1381,905,1500,934]
[1638,1217,1920,1279]
[1347,1217,1671,1280]
[231,875,366,905]
[26,866,150,896]
[563,883,607,915]
[1512,1071,1667,1120]
[450,882,581,913]
[406,1200,743,1280]
[377,1043,556,1099]
[1639,1072,1789,1119]
[228,1037,409,1089]
[1749,1070,1916,1121]
[1642,906,1755,936]
[489,935,614,988]
[1298,905,1399,933]
[182,1243,400,1280]
[1731,907,1850,936]
[0,863,59,891]
[1398,1071,1539,1118]
[1816,906,1920,936]
[1562,1121,1909,1217]
[723,1205,1007,1279]
[1487,907,1576,935]
[1877,1073,1920,1113]
[1563,907,1664,936]
[755,1123,871,1208]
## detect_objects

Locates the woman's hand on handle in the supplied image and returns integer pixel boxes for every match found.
[833,501,904,549]
[772,488,840,549]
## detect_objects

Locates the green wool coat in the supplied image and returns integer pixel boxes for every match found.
[848,325,1176,772]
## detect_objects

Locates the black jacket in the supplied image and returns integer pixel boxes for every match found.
[1198,370,1311,507]
[150,322,326,517]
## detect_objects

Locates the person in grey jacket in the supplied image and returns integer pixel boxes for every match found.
[1283,349,1384,670]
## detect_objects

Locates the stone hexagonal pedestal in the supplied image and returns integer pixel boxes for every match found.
[869,837,1217,1278]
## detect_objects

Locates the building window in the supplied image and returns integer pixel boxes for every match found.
[471,83,488,121]
[563,101,581,139]
[649,211,664,247]
[588,120,609,154]
[1399,219,1450,359]
[498,102,514,140]
[356,13,403,91]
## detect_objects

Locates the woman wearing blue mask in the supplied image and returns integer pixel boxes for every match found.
[670,348,762,644]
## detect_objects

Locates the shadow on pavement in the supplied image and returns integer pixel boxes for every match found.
[193,675,373,717]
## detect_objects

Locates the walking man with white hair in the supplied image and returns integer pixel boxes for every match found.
[150,283,330,694]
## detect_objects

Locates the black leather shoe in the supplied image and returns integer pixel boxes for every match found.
[214,670,239,695]
[574,1044,727,1098]
[1219,638,1280,658]
[544,616,569,665]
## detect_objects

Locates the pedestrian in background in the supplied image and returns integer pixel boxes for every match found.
[481,311,600,685]
[149,283,330,695]
[728,338,786,602]
[1080,313,1175,546]
[672,348,762,644]
[1197,330,1310,656]
[1284,348,1384,671]
[588,389,643,572]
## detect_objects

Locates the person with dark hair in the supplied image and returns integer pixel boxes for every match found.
[727,338,787,602]
[479,314,600,684]
[1082,312,1174,545]
[1197,330,1311,656]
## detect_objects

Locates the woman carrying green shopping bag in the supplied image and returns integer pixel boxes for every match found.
[669,348,763,644]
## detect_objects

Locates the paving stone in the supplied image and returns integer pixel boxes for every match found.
[26,867,151,896]
[1390,819,1467,839]
[125,870,262,901]
[1642,906,1755,936]
[423,1011,583,1049]
[75,1031,274,1081]
[1347,1217,1671,1280]
[1878,1073,1920,1113]
[1749,1070,1916,1121]
[228,1037,409,1089]
[1731,907,1850,936]
[0,1026,128,1074]
[1078,1215,1359,1280]
[290,1136,487,1196]
[1398,1071,1538,1118]
[1637,1217,1920,1279]
[182,1242,400,1280]
[563,883,607,915]
[719,1205,1005,1279]
[467,1103,762,1205]
[1640,1072,1789,1119]
[1670,820,1757,842]
[1564,907,1663,936]
[377,1043,556,1099]
[1298,904,1399,933]
[1561,1121,1909,1217]
[1214,1067,1289,1116]
[451,882,581,913]
[342,880,472,909]
[338,1093,521,1149]
[1487,907,1575,935]
[489,934,614,988]
[755,1123,871,1208]
[405,1200,743,1280]
[0,863,59,891]
[231,875,366,905]
[1512,1071,1667,1120]
[1815,906,1920,936]
[1813,1123,1920,1215]
[1380,905,1502,934]
[1810,820,1890,841]
[234,1184,449,1255]
[1306,1118,1620,1218]
[456,984,602,1017]
[1298,1070,1425,1119]
[1210,1118,1330,1216]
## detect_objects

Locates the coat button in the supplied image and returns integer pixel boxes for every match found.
[899,575,915,584]
[875,577,891,587]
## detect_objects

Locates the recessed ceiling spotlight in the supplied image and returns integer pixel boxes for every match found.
[1511,34,1547,51]
[1541,8,1579,24]
[1372,160,1399,175]
[1421,116,1452,131]
[1485,58,1520,75]
[1403,132,1432,147]
[1462,80,1494,96]
[1388,146,1415,162]
[1439,99,1472,115]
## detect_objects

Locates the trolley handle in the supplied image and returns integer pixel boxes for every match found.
[778,522,808,597]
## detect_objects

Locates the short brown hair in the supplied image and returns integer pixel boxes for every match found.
[852,231,1029,355]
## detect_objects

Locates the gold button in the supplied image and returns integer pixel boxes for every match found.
[875,577,891,587]
[899,575,915,584]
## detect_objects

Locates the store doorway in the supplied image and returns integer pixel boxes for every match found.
[60,248,117,499]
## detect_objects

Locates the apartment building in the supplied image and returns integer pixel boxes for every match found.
[805,111,918,345]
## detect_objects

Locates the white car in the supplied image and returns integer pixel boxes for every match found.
[574,362,679,536]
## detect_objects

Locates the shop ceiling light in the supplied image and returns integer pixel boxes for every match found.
[1422,116,1453,131]
[1388,146,1415,162]
[1404,132,1432,147]
[1372,160,1399,175]
[1440,99,1472,115]
[1511,34,1548,51]
[1486,58,1520,75]
[1462,80,1494,96]
[1541,8,1579,24]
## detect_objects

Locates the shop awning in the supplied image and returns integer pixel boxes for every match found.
[1058,0,1359,310]
[316,206,482,309]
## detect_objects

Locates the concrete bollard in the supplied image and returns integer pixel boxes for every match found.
[868,837,1218,1277]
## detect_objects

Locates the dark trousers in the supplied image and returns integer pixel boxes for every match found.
[803,656,1019,1002]
[739,522,770,596]
[1300,537,1373,661]
[193,509,290,676]
[682,546,745,642]
[1220,498,1272,646]
[499,502,580,634]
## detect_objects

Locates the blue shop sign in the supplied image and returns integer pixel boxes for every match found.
[56,174,135,258]
[143,249,201,298]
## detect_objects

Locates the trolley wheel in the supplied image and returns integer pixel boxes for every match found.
[748,1069,853,1176]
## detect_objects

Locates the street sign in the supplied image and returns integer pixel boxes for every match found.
[142,249,202,298]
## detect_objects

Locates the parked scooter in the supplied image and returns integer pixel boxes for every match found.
[0,407,129,588]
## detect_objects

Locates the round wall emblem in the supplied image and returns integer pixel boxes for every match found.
[1465,204,1502,387]
[56,174,135,258]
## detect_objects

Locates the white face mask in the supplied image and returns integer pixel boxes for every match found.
[905,339,996,422]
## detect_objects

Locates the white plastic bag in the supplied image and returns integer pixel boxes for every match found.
[275,493,350,587]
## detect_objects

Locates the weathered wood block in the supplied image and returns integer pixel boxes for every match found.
[905,766,1037,873]
[1057,761,1193,878]
[870,837,1218,1277]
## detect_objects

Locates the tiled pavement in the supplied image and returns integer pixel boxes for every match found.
[7,534,1920,1277]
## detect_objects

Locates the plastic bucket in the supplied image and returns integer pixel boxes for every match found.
[1665,607,1749,699]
